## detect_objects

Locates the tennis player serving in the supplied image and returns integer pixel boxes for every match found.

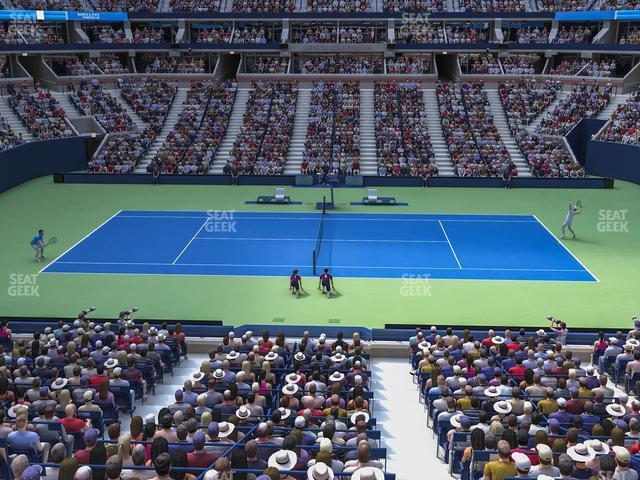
[561,200,582,239]
[318,268,336,298]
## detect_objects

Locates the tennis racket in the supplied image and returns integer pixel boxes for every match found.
[44,236,58,247]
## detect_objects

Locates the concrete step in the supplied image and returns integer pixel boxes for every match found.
[423,88,454,176]
[138,87,189,171]
[105,89,147,132]
[0,99,34,141]
[359,88,377,176]
[284,88,311,175]
[210,88,250,174]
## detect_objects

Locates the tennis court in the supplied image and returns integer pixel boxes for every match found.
[40,210,597,281]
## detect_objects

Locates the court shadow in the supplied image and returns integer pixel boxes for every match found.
[327,290,343,299]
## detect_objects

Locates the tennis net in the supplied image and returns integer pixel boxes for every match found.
[312,198,326,275]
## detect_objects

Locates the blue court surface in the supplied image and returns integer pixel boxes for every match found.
[41,210,597,282]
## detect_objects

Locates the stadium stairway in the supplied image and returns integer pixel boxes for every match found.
[0,97,34,142]
[51,91,82,118]
[597,92,628,120]
[284,88,311,175]
[423,88,454,176]
[136,87,189,173]
[359,87,378,175]
[209,86,251,174]
[485,89,533,177]
[111,90,148,132]
[527,92,566,132]
[120,354,204,432]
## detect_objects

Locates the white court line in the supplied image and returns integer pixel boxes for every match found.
[532,214,600,282]
[50,261,585,272]
[193,237,449,244]
[171,218,210,265]
[116,214,538,223]
[39,210,123,274]
[438,221,462,269]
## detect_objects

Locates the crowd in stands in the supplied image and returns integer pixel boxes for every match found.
[301,81,361,178]
[87,25,127,44]
[579,58,619,77]
[141,55,208,74]
[231,0,296,12]
[597,0,640,9]
[94,55,130,75]
[226,82,296,176]
[46,56,101,77]
[192,25,233,44]
[4,23,65,44]
[537,0,592,11]
[292,25,338,43]
[339,26,384,43]
[501,54,539,75]
[8,85,74,140]
[169,0,221,13]
[518,130,585,177]
[74,80,156,174]
[230,26,273,44]
[0,316,384,480]
[383,0,446,11]
[548,58,590,76]
[395,23,446,44]
[120,78,177,133]
[246,56,289,74]
[536,80,611,136]
[498,79,561,136]
[12,0,83,11]
[307,0,369,13]
[386,55,433,74]
[456,0,524,12]
[374,82,438,178]
[445,25,489,44]
[132,26,169,44]
[410,321,640,480]
[459,54,501,75]
[619,27,640,44]
[88,0,159,12]
[502,26,550,44]
[0,115,24,152]
[150,81,236,175]
[552,25,596,44]
[599,92,640,144]
[437,82,515,177]
[299,55,384,74]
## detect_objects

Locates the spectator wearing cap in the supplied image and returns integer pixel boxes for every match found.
[72,375,95,404]
[187,431,219,468]
[483,440,516,480]
[549,397,573,425]
[74,428,99,464]
[511,452,531,478]
[79,390,102,412]
[530,443,560,477]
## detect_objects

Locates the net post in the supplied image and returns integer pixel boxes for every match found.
[322,196,326,215]
[312,251,317,276]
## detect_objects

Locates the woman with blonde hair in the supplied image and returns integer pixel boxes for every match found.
[118,435,134,466]
[58,389,72,409]
[200,411,212,428]
[66,342,76,356]
[117,349,127,366]
[200,360,211,377]
[242,360,252,380]
[489,420,504,435]
[350,332,365,353]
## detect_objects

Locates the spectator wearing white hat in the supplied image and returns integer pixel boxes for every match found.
[511,452,531,478]
[567,443,596,478]
[530,443,560,477]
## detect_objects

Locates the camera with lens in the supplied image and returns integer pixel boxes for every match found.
[83,306,97,314]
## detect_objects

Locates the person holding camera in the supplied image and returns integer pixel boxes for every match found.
[549,316,568,346]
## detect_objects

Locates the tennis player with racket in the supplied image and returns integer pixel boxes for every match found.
[561,200,582,239]
[30,229,57,262]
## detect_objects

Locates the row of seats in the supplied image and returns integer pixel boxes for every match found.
[409,323,640,480]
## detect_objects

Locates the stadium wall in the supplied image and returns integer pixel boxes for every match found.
[0,137,88,193]
[585,139,640,185]
[566,118,607,165]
